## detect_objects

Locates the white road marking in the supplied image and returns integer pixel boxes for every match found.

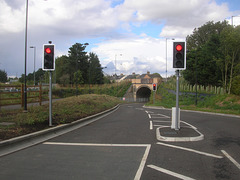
[153,120,170,122]
[150,121,153,130]
[44,142,150,147]
[44,142,151,180]
[148,114,151,119]
[134,145,151,180]
[157,142,223,159]
[147,164,196,180]
[181,121,197,129]
[145,110,154,114]
[221,150,240,170]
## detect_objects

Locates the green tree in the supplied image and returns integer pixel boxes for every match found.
[55,55,70,84]
[74,70,84,85]
[88,52,104,84]
[186,21,229,51]
[184,21,229,87]
[218,25,240,94]
[68,43,89,84]
[0,69,7,83]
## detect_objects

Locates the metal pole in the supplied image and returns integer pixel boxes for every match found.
[34,47,36,86]
[24,0,29,111]
[166,38,167,82]
[175,70,179,130]
[49,71,52,126]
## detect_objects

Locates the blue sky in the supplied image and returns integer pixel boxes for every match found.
[0,0,240,78]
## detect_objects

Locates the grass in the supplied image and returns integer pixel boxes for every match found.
[0,94,121,141]
[147,83,240,115]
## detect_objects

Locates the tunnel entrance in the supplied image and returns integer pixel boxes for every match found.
[136,86,151,102]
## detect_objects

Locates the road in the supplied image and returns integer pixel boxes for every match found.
[0,103,239,179]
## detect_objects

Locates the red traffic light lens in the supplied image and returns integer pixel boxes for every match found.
[176,44,182,51]
[153,84,156,86]
[45,48,51,54]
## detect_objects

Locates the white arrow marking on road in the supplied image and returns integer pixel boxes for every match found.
[147,164,196,180]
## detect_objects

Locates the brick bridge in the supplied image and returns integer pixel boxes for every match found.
[123,72,162,102]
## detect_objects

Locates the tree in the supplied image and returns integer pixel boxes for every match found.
[0,69,7,83]
[218,25,240,94]
[183,21,230,87]
[88,52,104,84]
[68,43,89,84]
[186,21,229,51]
[55,55,70,84]
[74,70,84,85]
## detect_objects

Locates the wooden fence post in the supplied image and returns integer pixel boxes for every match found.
[39,83,42,106]
[21,84,24,107]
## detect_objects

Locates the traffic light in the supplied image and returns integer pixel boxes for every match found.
[173,42,186,69]
[153,83,157,91]
[43,44,55,71]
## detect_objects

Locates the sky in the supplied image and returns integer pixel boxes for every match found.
[0,0,240,78]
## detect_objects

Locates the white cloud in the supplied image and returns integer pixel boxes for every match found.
[91,36,177,77]
[0,0,237,77]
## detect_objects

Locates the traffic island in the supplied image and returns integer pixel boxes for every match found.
[156,126,204,142]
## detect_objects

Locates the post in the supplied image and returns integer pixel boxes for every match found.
[153,91,155,104]
[39,83,42,106]
[24,0,29,111]
[175,70,180,130]
[21,84,24,107]
[49,72,52,126]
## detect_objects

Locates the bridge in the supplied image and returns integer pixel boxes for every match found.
[123,72,162,102]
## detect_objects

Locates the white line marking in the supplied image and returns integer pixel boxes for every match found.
[44,142,151,180]
[156,114,170,118]
[147,164,196,180]
[148,114,151,119]
[157,142,223,159]
[153,120,170,122]
[150,121,153,130]
[43,142,150,147]
[221,150,240,170]
[154,125,169,127]
[134,145,151,180]
[181,121,197,129]
[145,110,154,114]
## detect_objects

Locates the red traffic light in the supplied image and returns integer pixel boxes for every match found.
[153,84,156,87]
[45,48,51,54]
[176,44,183,51]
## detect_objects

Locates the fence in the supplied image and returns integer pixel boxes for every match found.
[0,84,48,108]
[167,82,225,95]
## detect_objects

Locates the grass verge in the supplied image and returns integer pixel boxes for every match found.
[0,94,121,141]
[146,84,240,115]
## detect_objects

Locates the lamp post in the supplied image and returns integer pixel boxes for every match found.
[165,38,175,82]
[30,46,36,86]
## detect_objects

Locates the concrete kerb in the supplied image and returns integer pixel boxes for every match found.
[156,126,204,142]
[143,105,205,142]
[0,104,120,157]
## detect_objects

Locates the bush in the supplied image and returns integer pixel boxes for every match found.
[231,75,240,95]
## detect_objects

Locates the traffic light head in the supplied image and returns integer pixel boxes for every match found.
[153,83,157,91]
[173,42,186,69]
[43,44,55,71]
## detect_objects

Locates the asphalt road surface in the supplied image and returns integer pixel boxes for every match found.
[0,103,239,179]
